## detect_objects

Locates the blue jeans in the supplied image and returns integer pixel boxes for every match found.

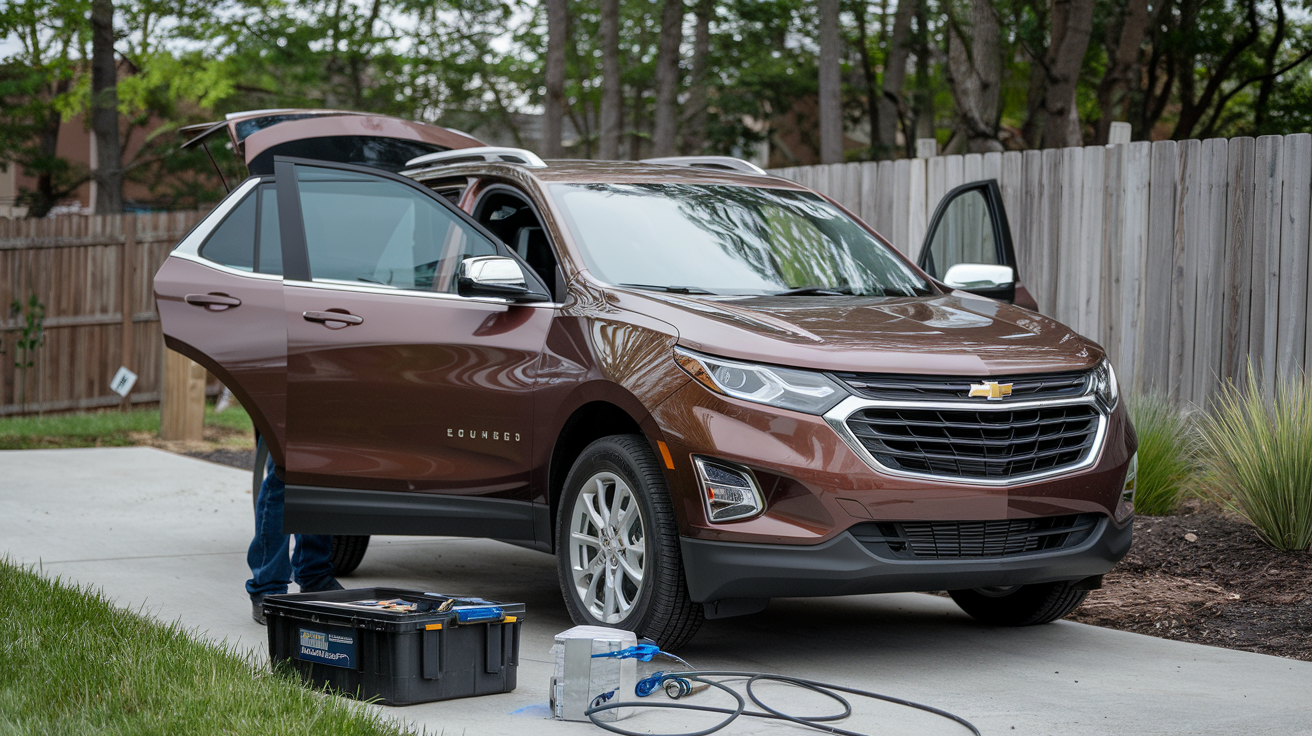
[245,442,335,598]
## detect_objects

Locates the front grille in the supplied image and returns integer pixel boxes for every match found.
[850,514,1100,559]
[834,370,1090,402]
[845,404,1100,480]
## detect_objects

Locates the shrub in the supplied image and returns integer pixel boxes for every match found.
[1127,395,1194,516]
[1197,368,1312,552]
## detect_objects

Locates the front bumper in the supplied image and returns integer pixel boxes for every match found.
[680,513,1131,603]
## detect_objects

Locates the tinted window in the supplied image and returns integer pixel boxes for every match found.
[924,189,998,279]
[296,166,497,292]
[199,191,256,271]
[551,183,930,297]
[249,136,448,175]
[255,184,282,275]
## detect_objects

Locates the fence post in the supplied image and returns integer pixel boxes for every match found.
[160,349,205,441]
[1108,122,1132,146]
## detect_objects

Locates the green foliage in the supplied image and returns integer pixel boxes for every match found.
[0,559,417,735]
[0,404,252,449]
[1198,367,1312,553]
[9,294,45,410]
[1127,395,1194,516]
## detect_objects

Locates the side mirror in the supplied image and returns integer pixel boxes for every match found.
[457,256,550,303]
[943,263,1015,290]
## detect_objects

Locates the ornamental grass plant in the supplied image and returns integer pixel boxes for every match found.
[1127,395,1194,515]
[1197,367,1312,552]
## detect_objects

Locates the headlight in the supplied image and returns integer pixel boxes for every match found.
[673,348,846,415]
[1089,358,1119,410]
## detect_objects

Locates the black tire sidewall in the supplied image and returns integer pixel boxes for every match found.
[555,436,667,633]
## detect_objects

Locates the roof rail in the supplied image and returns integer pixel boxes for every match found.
[405,146,547,170]
[641,156,767,175]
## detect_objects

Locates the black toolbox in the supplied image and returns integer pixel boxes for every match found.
[263,587,524,705]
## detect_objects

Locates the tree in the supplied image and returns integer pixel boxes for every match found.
[817,0,843,163]
[1038,0,1094,148]
[877,0,914,157]
[1093,0,1150,143]
[90,0,123,213]
[543,0,567,157]
[651,0,685,157]
[681,0,713,154]
[598,0,622,159]
[944,0,1003,152]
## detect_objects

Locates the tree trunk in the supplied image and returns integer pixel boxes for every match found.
[945,0,1004,152]
[543,0,568,158]
[682,0,713,154]
[651,0,684,157]
[911,4,935,150]
[818,0,843,163]
[91,0,123,214]
[877,0,914,157]
[856,4,879,160]
[1039,0,1095,149]
[598,0,622,159]
[1093,0,1150,143]
[1253,0,1285,134]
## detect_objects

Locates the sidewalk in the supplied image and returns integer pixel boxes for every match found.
[3,447,1309,735]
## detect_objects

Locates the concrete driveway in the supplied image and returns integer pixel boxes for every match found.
[3,447,1309,735]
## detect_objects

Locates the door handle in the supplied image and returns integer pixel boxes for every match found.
[185,293,241,311]
[303,310,364,327]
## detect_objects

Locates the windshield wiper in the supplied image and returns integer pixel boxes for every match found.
[620,283,718,295]
[770,285,855,296]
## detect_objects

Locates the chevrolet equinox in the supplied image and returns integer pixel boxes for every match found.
[156,141,1136,649]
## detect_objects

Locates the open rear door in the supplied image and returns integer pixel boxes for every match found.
[917,180,1038,311]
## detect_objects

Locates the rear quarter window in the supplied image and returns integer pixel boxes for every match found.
[198,183,282,275]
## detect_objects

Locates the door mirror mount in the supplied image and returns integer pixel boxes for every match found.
[457,256,551,303]
[943,263,1015,290]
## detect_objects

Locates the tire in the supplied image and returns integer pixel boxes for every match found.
[555,435,703,650]
[329,535,371,576]
[949,581,1089,626]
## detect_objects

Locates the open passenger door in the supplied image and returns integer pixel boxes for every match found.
[917,180,1038,311]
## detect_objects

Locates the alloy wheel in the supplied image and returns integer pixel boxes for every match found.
[568,470,647,624]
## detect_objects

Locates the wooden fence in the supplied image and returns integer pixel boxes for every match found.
[771,133,1312,409]
[0,211,207,416]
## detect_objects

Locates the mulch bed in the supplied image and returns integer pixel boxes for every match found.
[185,448,256,472]
[1070,503,1312,661]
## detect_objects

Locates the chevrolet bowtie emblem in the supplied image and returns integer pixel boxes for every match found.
[969,381,1013,400]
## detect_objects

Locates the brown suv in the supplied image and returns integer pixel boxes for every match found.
[156,126,1135,649]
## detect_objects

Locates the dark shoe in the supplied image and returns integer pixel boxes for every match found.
[251,595,267,626]
[300,577,344,594]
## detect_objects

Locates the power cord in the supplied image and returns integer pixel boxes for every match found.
[584,669,981,736]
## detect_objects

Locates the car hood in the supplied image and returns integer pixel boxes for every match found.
[626,291,1102,376]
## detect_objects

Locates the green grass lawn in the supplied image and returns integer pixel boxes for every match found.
[0,560,416,735]
[0,404,253,450]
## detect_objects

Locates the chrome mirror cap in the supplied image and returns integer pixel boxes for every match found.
[944,263,1015,290]
[457,256,550,303]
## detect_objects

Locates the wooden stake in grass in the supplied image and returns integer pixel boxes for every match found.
[1198,365,1312,552]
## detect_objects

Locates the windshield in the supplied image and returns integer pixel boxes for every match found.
[550,183,931,297]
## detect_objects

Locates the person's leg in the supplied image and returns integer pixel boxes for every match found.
[246,442,292,609]
[292,533,340,592]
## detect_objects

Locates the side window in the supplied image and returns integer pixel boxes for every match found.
[474,190,560,296]
[199,191,257,271]
[256,184,282,275]
[198,182,283,276]
[296,166,497,293]
[923,189,997,280]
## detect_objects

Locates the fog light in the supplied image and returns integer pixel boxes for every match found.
[693,457,765,522]
[1116,452,1137,522]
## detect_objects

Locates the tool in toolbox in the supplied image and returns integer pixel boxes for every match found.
[263,587,523,706]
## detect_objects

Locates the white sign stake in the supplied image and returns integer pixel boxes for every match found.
[110,366,138,397]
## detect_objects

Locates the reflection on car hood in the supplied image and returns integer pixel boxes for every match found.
[641,292,1101,376]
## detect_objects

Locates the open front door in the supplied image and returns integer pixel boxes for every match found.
[917,180,1037,311]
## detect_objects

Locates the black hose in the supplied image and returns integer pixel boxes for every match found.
[583,670,980,736]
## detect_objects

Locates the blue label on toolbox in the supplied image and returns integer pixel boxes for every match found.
[297,626,355,669]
